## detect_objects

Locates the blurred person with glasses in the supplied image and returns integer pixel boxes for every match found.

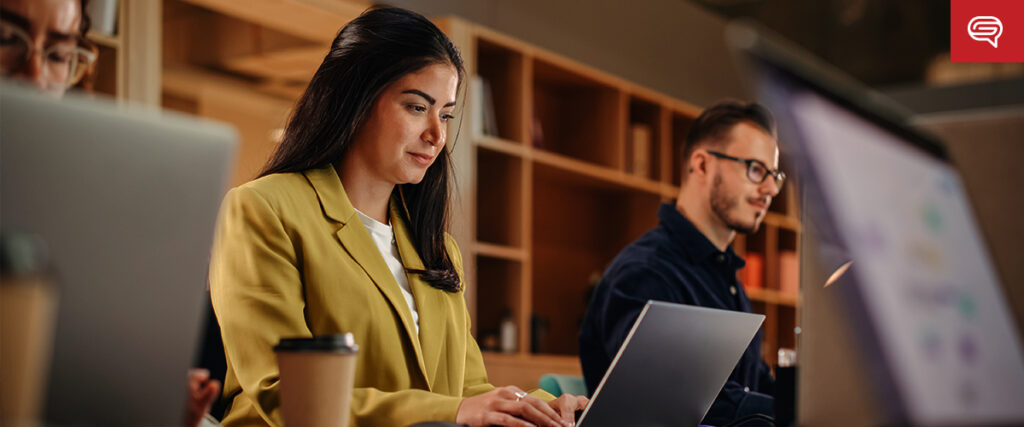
[579,100,783,426]
[0,1,220,426]
[0,0,96,96]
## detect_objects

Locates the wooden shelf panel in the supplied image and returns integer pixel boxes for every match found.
[531,149,665,196]
[175,0,368,43]
[746,287,798,307]
[481,352,582,391]
[477,135,526,157]
[474,242,526,261]
[87,31,120,49]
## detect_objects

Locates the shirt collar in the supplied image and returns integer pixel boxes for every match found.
[658,202,746,270]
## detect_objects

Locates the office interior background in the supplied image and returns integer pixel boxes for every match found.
[72,0,1024,407]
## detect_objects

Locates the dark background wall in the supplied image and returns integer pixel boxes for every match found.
[387,0,745,106]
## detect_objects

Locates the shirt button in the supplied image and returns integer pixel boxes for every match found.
[716,254,725,262]
[730,286,737,295]
[744,387,750,392]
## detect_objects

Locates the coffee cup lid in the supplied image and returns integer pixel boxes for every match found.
[274,333,358,353]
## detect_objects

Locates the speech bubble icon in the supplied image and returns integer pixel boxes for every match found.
[968,16,1003,48]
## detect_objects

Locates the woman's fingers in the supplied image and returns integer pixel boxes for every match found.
[498,399,562,427]
[575,395,589,410]
[496,386,566,427]
[557,395,577,425]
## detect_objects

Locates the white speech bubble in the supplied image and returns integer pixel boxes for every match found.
[968,16,1003,48]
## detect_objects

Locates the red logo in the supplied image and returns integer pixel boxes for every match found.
[951,0,1024,62]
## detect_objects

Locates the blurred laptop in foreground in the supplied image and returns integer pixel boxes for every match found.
[1,82,236,425]
[729,22,1024,426]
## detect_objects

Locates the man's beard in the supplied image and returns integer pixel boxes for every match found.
[710,174,760,235]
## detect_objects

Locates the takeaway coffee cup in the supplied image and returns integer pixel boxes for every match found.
[274,334,359,427]
[0,232,58,425]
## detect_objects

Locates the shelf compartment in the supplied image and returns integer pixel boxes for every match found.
[474,37,526,143]
[670,111,696,186]
[777,228,800,296]
[531,58,624,169]
[476,147,524,247]
[474,256,524,353]
[625,96,664,182]
[530,164,661,355]
[777,305,798,351]
[93,44,119,98]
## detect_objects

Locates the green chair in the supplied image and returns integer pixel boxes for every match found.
[538,374,589,398]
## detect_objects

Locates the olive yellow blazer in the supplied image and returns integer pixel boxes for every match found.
[210,166,550,426]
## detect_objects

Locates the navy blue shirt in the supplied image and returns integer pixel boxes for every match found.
[579,203,774,425]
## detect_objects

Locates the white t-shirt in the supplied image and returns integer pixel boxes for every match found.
[355,209,419,335]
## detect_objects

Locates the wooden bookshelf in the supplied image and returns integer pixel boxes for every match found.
[438,17,804,380]
[85,0,161,104]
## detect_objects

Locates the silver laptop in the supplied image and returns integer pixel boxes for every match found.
[0,83,236,425]
[578,301,765,427]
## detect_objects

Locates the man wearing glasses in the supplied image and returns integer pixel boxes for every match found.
[579,100,784,425]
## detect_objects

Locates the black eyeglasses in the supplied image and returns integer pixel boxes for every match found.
[706,150,786,187]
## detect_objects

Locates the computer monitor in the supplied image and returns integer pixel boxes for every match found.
[728,24,1024,426]
[0,83,236,425]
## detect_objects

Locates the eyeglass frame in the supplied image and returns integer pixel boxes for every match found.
[705,150,786,187]
[0,19,97,88]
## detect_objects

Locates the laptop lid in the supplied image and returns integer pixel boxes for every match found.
[728,23,1024,425]
[0,83,237,425]
[578,301,765,427]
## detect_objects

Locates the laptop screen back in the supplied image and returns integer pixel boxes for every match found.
[737,29,1024,425]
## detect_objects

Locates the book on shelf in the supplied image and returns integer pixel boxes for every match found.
[470,75,499,138]
[742,252,764,289]
[627,124,651,178]
[531,115,544,149]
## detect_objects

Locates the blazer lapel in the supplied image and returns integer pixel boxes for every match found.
[391,198,447,390]
[303,167,429,383]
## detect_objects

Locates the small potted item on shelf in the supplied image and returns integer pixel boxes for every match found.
[87,0,119,36]
[499,309,516,354]
[627,124,652,178]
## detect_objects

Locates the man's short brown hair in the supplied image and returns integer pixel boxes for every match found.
[681,100,776,178]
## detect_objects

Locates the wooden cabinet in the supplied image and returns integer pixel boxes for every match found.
[438,18,802,389]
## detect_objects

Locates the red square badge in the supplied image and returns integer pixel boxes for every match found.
[951,0,1024,62]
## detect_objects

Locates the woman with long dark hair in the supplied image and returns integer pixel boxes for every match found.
[209,7,586,427]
